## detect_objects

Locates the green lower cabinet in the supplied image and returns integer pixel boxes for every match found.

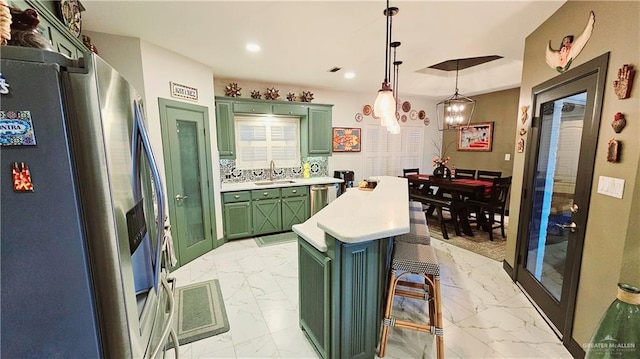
[282,186,309,231]
[299,234,392,359]
[223,186,310,240]
[299,239,332,359]
[252,198,282,235]
[223,202,252,239]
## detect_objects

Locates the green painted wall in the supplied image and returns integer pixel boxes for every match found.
[441,87,520,178]
[507,0,640,348]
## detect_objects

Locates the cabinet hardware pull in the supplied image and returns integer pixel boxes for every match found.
[264,192,268,196]
[234,195,240,199]
[292,190,297,193]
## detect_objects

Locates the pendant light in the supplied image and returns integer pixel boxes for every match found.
[436,59,475,131]
[373,0,398,123]
[387,41,402,134]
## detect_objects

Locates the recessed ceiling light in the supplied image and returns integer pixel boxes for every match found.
[246,43,261,53]
[344,72,356,79]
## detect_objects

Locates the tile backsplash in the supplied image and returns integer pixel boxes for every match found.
[220,157,328,183]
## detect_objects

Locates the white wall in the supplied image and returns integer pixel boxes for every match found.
[214,78,441,181]
[136,41,224,240]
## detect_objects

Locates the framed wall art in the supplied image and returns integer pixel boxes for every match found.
[332,127,361,152]
[457,122,494,152]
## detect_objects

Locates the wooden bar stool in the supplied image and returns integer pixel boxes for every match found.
[379,242,444,359]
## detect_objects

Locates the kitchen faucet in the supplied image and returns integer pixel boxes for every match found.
[269,160,275,181]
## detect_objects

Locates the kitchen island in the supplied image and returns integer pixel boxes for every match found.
[292,176,409,359]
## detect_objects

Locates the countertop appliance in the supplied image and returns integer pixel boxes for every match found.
[334,170,355,197]
[1,47,176,358]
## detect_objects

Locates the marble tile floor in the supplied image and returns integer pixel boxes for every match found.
[166,236,573,359]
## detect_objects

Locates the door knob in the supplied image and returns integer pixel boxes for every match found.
[175,194,188,201]
[570,203,579,213]
[555,222,577,233]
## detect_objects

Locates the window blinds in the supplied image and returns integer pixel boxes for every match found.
[235,116,300,169]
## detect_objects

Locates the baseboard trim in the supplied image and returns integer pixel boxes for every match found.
[502,260,515,280]
[566,336,585,358]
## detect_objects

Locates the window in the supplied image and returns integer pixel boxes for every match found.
[234,115,301,169]
[362,124,424,178]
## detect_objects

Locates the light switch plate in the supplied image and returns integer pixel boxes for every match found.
[504,154,511,161]
[597,176,625,199]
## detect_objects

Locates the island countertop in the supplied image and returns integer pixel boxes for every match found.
[293,175,409,251]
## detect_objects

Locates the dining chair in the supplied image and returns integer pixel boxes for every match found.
[476,170,502,180]
[454,168,476,179]
[402,168,419,177]
[465,176,512,241]
[403,168,428,197]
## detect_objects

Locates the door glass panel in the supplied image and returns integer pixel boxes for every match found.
[177,120,205,247]
[525,92,586,301]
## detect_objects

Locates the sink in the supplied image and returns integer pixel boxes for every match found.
[254,180,296,186]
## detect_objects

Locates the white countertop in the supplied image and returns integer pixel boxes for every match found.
[292,176,410,252]
[220,176,343,192]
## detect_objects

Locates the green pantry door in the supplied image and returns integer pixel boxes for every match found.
[159,98,219,266]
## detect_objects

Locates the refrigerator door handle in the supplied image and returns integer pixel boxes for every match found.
[131,101,166,286]
[149,276,178,359]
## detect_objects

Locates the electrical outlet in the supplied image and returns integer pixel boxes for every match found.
[504,153,511,161]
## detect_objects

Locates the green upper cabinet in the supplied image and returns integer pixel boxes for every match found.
[306,105,333,156]
[214,97,333,159]
[233,101,273,114]
[215,100,235,159]
[10,0,86,59]
[273,103,309,116]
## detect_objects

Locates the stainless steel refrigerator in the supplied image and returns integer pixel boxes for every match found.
[1,46,177,358]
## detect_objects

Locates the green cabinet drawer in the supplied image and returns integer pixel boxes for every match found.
[281,186,308,197]
[273,104,308,116]
[251,188,280,200]
[223,191,251,203]
[233,102,272,114]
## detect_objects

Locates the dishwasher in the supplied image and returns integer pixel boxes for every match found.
[310,184,331,215]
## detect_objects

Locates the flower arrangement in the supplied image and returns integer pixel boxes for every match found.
[433,156,450,167]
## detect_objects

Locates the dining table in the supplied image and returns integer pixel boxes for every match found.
[406,174,494,236]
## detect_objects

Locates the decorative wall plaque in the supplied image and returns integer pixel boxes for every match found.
[169,82,198,101]
[545,11,594,73]
[613,64,635,99]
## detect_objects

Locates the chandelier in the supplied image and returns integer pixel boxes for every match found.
[436,59,475,131]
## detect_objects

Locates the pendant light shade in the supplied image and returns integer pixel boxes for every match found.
[436,59,475,131]
[373,1,399,130]
[374,84,396,120]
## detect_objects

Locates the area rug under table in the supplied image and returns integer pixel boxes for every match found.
[166,279,230,349]
[254,231,298,247]
[427,217,506,262]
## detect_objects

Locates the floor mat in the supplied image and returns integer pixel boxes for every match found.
[427,216,506,262]
[166,279,229,349]
[254,231,298,247]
